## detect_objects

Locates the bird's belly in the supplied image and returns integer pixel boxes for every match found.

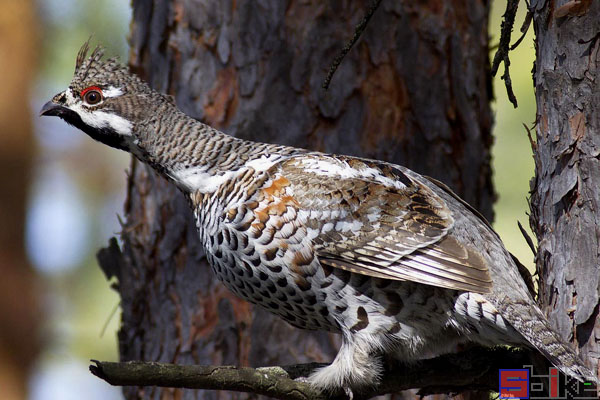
[197,207,520,359]
[205,245,523,363]
[204,247,342,332]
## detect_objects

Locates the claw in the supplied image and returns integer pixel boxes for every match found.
[343,386,354,399]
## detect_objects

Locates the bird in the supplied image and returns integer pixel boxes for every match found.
[41,42,596,395]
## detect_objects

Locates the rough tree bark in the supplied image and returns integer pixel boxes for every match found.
[97,1,494,399]
[530,0,600,382]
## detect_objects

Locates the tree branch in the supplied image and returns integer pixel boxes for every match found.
[90,347,538,399]
[91,360,328,400]
[491,0,520,107]
[322,0,383,90]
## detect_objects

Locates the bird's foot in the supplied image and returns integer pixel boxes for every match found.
[294,377,354,399]
[343,385,354,399]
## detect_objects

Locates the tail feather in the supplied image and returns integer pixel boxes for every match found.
[501,298,597,384]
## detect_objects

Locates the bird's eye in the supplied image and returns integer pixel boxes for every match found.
[81,86,103,105]
[85,90,101,104]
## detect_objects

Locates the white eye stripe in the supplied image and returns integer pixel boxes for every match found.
[66,86,123,102]
[103,86,124,98]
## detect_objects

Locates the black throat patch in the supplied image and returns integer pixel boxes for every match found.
[55,107,130,152]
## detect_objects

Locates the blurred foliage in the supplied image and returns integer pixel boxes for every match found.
[34,0,131,347]
[38,0,130,84]
[30,1,131,399]
[489,1,536,272]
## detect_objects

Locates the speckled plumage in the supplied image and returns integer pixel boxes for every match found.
[41,43,596,393]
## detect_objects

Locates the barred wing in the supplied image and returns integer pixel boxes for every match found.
[283,155,492,293]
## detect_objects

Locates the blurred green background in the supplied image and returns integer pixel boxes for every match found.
[0,1,536,399]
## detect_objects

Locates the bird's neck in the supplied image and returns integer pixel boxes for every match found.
[134,108,299,194]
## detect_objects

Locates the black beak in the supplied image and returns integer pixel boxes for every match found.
[40,101,67,117]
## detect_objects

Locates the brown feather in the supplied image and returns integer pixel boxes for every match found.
[281,155,492,294]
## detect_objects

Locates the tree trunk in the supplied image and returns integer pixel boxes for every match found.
[100,1,493,398]
[530,0,600,381]
[0,1,41,399]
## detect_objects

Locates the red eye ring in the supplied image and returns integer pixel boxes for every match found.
[81,86,103,105]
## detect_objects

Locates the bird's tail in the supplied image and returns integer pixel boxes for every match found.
[501,299,597,384]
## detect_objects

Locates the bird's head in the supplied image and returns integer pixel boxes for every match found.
[40,41,169,153]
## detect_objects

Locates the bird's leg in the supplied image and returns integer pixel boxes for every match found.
[306,332,381,396]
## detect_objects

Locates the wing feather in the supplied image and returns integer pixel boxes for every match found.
[281,155,492,293]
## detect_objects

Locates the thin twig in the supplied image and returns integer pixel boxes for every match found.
[518,220,537,256]
[523,122,537,154]
[491,0,519,75]
[491,0,520,108]
[510,5,533,51]
[322,0,383,90]
[100,301,120,338]
[501,57,518,107]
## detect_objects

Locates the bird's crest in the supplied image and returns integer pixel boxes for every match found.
[75,38,93,71]
[71,39,129,92]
